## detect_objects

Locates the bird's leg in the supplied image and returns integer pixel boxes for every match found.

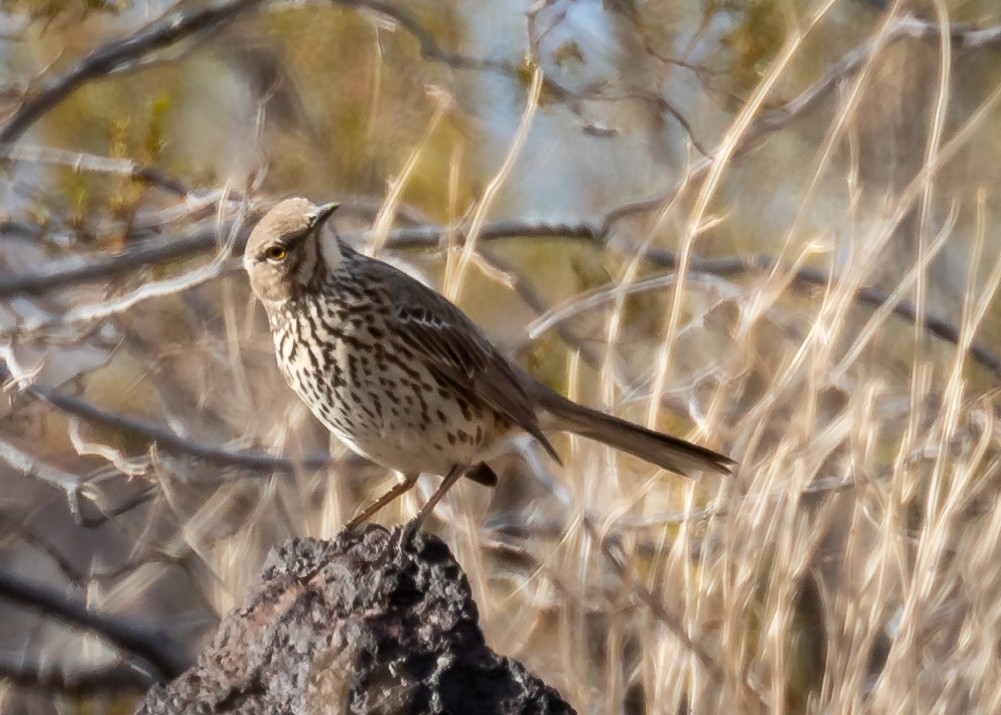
[395,464,467,549]
[410,464,466,533]
[345,472,420,529]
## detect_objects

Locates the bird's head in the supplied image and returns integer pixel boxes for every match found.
[243,197,341,304]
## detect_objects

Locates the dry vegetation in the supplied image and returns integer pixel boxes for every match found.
[1,0,1000,713]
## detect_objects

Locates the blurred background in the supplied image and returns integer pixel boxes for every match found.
[1,0,1000,712]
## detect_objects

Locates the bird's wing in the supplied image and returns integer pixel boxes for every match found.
[373,263,561,463]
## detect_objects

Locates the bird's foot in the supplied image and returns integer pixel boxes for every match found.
[391,518,422,553]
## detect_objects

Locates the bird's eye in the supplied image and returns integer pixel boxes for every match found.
[265,245,287,262]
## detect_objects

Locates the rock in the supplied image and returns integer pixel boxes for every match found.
[135,524,575,714]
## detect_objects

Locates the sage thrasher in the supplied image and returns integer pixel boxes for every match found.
[244,198,734,528]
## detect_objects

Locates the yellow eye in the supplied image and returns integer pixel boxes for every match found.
[265,245,287,261]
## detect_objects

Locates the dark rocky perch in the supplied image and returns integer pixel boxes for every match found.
[135,525,575,714]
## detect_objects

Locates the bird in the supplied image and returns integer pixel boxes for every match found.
[243,197,734,529]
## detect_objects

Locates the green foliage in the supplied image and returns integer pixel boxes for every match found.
[7,0,126,21]
[515,53,539,88]
[714,0,787,99]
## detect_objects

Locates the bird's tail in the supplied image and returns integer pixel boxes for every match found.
[531,386,734,477]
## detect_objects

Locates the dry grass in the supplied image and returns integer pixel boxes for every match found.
[2,1,1001,713]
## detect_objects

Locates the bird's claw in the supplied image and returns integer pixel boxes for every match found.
[392,518,422,552]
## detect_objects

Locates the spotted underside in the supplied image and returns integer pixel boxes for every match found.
[265,246,538,475]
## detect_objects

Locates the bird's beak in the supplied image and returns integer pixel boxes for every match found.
[311,201,341,229]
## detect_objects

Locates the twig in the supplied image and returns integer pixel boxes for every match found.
[0,0,265,144]
[600,13,1001,232]
[0,229,223,299]
[0,219,46,241]
[0,511,88,584]
[9,201,251,337]
[332,0,513,76]
[476,245,603,368]
[0,361,331,474]
[0,217,595,301]
[0,437,84,503]
[76,485,158,529]
[625,249,1001,378]
[4,212,998,376]
[0,144,189,196]
[332,0,709,151]
[0,567,189,682]
[579,86,711,157]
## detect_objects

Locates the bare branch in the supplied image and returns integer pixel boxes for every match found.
[0,230,222,299]
[0,219,46,241]
[0,436,83,500]
[0,567,189,682]
[330,0,709,150]
[0,361,330,475]
[0,512,89,585]
[476,245,603,368]
[331,0,514,76]
[0,0,265,144]
[580,86,712,157]
[636,249,1001,378]
[0,217,595,301]
[3,209,998,376]
[76,486,158,529]
[0,144,189,196]
[601,13,1001,231]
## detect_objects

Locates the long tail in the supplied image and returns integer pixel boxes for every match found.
[529,384,734,477]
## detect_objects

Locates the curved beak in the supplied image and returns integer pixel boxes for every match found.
[311,201,340,229]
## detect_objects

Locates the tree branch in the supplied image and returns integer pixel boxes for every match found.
[0,0,265,144]
[0,230,222,299]
[601,13,1001,231]
[0,567,189,682]
[331,0,514,76]
[0,144,189,196]
[0,361,331,475]
[3,213,998,376]
[637,249,1001,378]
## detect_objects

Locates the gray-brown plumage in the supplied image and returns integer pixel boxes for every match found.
[244,197,734,526]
